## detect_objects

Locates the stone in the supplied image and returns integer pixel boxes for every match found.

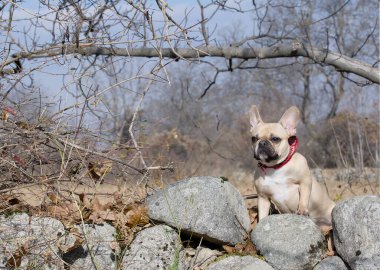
[0,213,65,269]
[63,223,118,269]
[313,256,349,270]
[147,176,250,245]
[205,255,274,270]
[122,225,182,270]
[332,195,380,270]
[251,214,325,270]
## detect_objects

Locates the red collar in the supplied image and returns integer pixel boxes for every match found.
[258,136,299,174]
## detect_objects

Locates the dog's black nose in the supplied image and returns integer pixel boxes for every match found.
[259,140,269,147]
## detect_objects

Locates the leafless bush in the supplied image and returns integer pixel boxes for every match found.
[305,112,379,169]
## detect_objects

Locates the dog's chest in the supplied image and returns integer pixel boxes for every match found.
[260,169,299,204]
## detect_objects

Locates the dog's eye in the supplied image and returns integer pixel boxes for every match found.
[251,136,258,143]
[271,136,281,143]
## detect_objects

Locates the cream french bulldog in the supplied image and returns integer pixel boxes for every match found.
[249,105,335,228]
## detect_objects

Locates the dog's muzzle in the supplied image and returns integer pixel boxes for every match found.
[254,140,279,162]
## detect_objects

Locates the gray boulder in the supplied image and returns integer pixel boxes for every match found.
[332,195,380,270]
[147,176,250,245]
[251,214,325,270]
[205,255,274,270]
[122,225,182,270]
[0,213,65,269]
[63,223,118,269]
[313,256,349,270]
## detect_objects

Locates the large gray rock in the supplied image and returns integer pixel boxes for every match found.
[313,256,349,270]
[122,225,182,270]
[63,223,118,269]
[147,176,250,245]
[332,195,380,270]
[0,213,65,269]
[251,214,325,270]
[205,255,274,270]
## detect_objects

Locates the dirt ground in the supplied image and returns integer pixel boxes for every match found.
[2,167,378,209]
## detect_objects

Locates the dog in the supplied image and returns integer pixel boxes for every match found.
[249,105,335,228]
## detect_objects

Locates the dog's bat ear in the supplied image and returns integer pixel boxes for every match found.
[279,106,300,136]
[249,105,263,127]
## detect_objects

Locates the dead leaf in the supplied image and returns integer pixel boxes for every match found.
[89,209,116,222]
[94,196,112,211]
[78,193,85,203]
[1,110,9,122]
[113,192,123,205]
[249,208,258,229]
[109,240,120,252]
[222,245,235,254]
[88,160,112,179]
[1,107,16,122]
[243,240,257,255]
[6,242,29,268]
[222,240,256,255]
[57,232,83,253]
[81,194,92,208]
[83,195,112,211]
[15,121,30,130]
[84,195,115,222]
[98,210,116,221]
[45,202,84,221]
[46,205,70,219]
[6,253,22,268]
[47,192,60,204]
[125,205,149,227]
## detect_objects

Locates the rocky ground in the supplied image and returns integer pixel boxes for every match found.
[0,169,378,269]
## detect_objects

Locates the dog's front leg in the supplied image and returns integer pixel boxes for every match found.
[258,195,271,221]
[297,174,312,216]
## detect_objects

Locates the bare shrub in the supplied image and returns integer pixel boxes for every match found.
[307,112,379,169]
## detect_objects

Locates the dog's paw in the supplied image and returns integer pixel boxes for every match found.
[296,208,309,216]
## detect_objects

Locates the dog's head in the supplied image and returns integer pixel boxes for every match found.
[249,105,300,166]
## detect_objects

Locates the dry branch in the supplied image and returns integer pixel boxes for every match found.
[2,43,379,84]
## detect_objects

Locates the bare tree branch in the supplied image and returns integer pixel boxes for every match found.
[2,42,379,83]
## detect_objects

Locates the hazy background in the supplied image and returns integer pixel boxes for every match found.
[0,0,379,191]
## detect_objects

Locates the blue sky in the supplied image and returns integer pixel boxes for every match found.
[4,1,254,95]
[2,0,378,124]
